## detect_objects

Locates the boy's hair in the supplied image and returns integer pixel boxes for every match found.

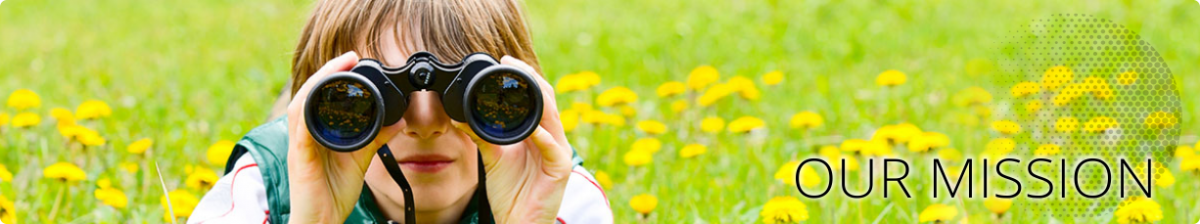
[287,0,541,99]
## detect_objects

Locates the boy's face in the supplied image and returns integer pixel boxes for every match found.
[361,28,481,215]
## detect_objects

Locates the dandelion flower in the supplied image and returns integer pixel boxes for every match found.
[0,112,8,127]
[1,194,15,224]
[727,76,760,101]
[983,198,1012,215]
[207,140,237,166]
[50,107,75,125]
[1083,116,1119,133]
[186,167,219,190]
[1034,144,1061,156]
[559,109,580,133]
[619,105,636,117]
[1176,145,1195,159]
[1144,111,1177,129]
[700,116,725,133]
[118,162,139,174]
[127,138,153,154]
[1052,83,1085,106]
[596,87,638,107]
[696,83,734,107]
[1055,116,1079,133]
[554,71,600,93]
[687,65,720,90]
[623,150,652,167]
[840,139,869,154]
[95,186,128,209]
[774,161,820,187]
[908,132,950,153]
[0,164,12,182]
[983,138,1016,158]
[1118,70,1137,85]
[760,196,809,224]
[679,144,706,158]
[938,148,963,162]
[1182,155,1200,172]
[11,112,40,128]
[727,116,765,133]
[956,87,992,106]
[43,162,86,182]
[1114,197,1163,224]
[670,99,688,113]
[6,89,41,110]
[990,120,1021,135]
[872,123,922,144]
[79,130,107,147]
[1010,82,1040,97]
[631,137,662,153]
[860,139,893,157]
[161,190,200,220]
[656,81,686,97]
[761,70,784,86]
[1083,76,1114,100]
[1025,100,1042,114]
[875,70,907,87]
[788,111,822,130]
[593,171,612,189]
[1041,65,1074,91]
[75,100,112,120]
[629,194,658,215]
[918,203,957,223]
[636,120,668,135]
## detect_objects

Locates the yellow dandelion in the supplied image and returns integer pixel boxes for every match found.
[670,99,688,113]
[207,140,237,166]
[875,69,907,87]
[623,150,652,167]
[679,144,707,158]
[760,196,809,224]
[840,139,869,154]
[75,100,113,120]
[1083,116,1119,133]
[593,171,612,189]
[687,65,720,90]
[631,137,662,153]
[1052,83,1085,106]
[0,164,12,182]
[918,203,957,223]
[575,71,601,87]
[984,138,1016,156]
[636,120,668,135]
[761,70,784,86]
[95,186,128,209]
[956,87,992,106]
[1145,162,1174,188]
[127,138,153,154]
[6,89,41,110]
[727,76,761,101]
[1117,70,1137,85]
[1055,116,1079,133]
[788,111,822,130]
[118,161,139,174]
[696,83,734,107]
[1,194,15,224]
[1144,111,1177,129]
[79,130,107,147]
[700,116,725,133]
[774,161,820,187]
[1035,144,1061,156]
[11,112,40,128]
[0,112,8,127]
[908,132,950,153]
[629,194,658,215]
[1010,82,1040,97]
[596,87,638,107]
[50,107,75,125]
[1025,100,1042,113]
[938,148,963,162]
[186,167,220,190]
[43,162,86,182]
[1041,65,1074,91]
[656,81,686,97]
[619,105,636,117]
[1083,76,1114,100]
[1176,145,1195,159]
[1114,197,1163,224]
[990,120,1021,135]
[559,109,580,133]
[554,71,600,93]
[983,198,1012,215]
[727,116,765,133]
[822,146,860,171]
[1182,155,1200,172]
[860,139,893,157]
[161,189,200,220]
[872,123,923,144]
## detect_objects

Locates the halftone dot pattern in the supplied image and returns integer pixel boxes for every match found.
[988,14,1180,219]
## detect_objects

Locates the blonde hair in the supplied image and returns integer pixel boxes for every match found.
[270,0,541,118]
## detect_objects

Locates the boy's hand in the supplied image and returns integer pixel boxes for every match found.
[285,51,406,223]
[452,56,573,224]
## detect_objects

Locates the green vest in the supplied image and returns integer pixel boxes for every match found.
[225,117,549,224]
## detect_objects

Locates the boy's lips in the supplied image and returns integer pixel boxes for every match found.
[398,155,455,173]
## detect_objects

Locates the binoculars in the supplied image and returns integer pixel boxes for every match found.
[304,52,543,151]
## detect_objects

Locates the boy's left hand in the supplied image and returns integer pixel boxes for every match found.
[451,56,573,224]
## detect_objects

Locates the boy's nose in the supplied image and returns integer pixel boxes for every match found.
[401,91,449,139]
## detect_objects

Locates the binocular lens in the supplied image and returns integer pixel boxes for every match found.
[470,72,537,139]
[310,79,379,147]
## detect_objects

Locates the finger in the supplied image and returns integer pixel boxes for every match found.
[528,126,571,178]
[500,56,569,148]
[451,121,502,168]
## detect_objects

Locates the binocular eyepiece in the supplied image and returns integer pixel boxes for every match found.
[304,52,543,151]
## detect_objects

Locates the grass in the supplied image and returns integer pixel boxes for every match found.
[2,0,1200,223]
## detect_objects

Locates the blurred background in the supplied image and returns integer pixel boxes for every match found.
[1,0,1199,223]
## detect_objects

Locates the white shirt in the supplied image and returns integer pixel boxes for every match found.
[188,156,614,224]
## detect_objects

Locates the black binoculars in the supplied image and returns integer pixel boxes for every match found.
[304,52,543,151]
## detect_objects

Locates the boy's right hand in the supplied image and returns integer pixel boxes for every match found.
[284,51,405,223]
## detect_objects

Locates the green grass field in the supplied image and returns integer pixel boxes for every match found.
[2,0,1200,223]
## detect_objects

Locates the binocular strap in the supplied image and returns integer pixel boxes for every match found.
[376,145,495,224]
